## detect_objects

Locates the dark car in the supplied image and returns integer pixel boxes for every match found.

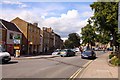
[60,49,75,57]
[107,47,113,51]
[81,50,96,59]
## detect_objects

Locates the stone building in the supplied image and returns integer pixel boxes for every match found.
[42,27,63,53]
[11,17,42,55]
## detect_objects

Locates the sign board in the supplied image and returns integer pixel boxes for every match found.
[14,46,20,49]
[14,39,20,44]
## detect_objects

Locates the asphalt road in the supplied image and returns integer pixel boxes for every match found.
[1,51,105,78]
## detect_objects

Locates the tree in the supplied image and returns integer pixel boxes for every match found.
[81,21,96,49]
[64,40,72,48]
[64,33,80,48]
[90,2,119,46]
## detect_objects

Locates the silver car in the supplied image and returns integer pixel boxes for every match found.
[0,52,11,63]
[0,46,11,63]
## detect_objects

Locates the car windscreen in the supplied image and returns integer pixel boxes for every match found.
[82,51,91,55]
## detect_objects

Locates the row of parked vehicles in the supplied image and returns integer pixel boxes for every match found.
[52,48,96,59]
[52,49,75,57]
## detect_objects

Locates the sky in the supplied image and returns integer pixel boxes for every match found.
[0,0,94,41]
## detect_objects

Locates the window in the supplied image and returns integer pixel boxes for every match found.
[34,28,36,33]
[30,27,32,32]
[9,33,13,39]
[14,34,20,39]
[29,26,31,32]
[17,34,20,39]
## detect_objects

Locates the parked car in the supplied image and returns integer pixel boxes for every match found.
[81,50,96,59]
[0,45,11,63]
[60,49,75,57]
[52,49,61,55]
[94,47,99,51]
[74,48,80,52]
[107,47,113,51]
[0,52,11,63]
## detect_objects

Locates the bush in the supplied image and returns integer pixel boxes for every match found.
[109,54,114,59]
[110,56,120,66]
[114,58,120,66]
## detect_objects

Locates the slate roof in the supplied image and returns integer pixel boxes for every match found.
[0,19,21,32]
[0,23,5,29]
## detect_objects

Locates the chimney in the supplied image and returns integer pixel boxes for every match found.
[47,27,53,32]
[33,23,38,27]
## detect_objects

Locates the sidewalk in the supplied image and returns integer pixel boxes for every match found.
[11,55,60,60]
[77,52,118,79]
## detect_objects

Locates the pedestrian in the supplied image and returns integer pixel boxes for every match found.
[79,46,83,53]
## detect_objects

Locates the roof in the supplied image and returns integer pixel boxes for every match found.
[11,17,28,25]
[0,19,21,32]
[0,22,6,29]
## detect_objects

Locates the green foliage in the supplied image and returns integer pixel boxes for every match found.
[109,54,115,59]
[81,21,96,46]
[90,2,119,46]
[64,33,80,48]
[110,56,120,66]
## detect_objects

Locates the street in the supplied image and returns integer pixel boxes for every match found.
[0,1,119,80]
[1,51,105,78]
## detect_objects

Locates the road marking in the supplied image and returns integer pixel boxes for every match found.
[68,60,93,80]
[68,68,82,80]
[82,60,93,68]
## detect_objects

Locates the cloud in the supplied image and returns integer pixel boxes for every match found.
[1,0,28,8]
[39,10,90,38]
[0,3,93,40]
[80,11,93,18]
[1,0,22,5]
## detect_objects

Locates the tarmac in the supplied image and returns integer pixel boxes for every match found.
[11,52,119,79]
[77,52,119,79]
[11,55,60,60]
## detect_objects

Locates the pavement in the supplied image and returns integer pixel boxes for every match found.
[11,55,60,60]
[77,52,118,79]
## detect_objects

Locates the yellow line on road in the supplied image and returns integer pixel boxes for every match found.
[82,60,93,68]
[68,60,93,80]
[68,68,82,80]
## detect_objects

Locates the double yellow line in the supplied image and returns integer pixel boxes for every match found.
[68,60,93,80]
[68,68,82,80]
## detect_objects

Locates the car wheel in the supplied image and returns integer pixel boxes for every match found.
[2,59,9,63]
[81,56,84,59]
[61,55,63,57]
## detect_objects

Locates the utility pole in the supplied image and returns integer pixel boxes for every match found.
[118,1,120,59]
[118,1,120,33]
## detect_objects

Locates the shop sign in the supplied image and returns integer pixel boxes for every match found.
[14,39,20,44]
[14,46,20,49]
